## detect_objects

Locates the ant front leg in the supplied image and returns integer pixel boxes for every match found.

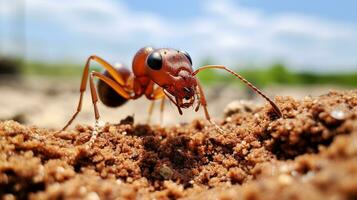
[146,97,165,124]
[145,81,166,124]
[62,55,130,131]
[147,101,155,124]
[193,65,283,118]
[196,81,211,122]
[159,97,165,124]
[163,90,183,115]
[196,80,225,134]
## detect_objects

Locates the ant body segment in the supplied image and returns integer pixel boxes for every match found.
[62,47,282,136]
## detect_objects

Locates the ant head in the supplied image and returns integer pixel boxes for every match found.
[146,48,197,108]
[146,48,192,71]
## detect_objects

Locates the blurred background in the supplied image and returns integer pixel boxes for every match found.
[0,0,356,128]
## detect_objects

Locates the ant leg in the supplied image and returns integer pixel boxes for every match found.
[87,72,101,147]
[194,91,201,112]
[196,81,225,134]
[150,88,165,124]
[160,97,165,124]
[86,71,132,146]
[144,81,165,100]
[91,71,131,99]
[147,101,155,124]
[62,92,84,131]
[196,81,211,121]
[87,55,127,85]
[89,72,100,120]
[62,55,129,131]
[163,90,183,115]
[148,92,165,124]
[144,82,165,124]
[193,65,282,118]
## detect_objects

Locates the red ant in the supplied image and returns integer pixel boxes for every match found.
[62,47,282,136]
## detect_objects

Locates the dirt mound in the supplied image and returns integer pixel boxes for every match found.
[0,90,356,200]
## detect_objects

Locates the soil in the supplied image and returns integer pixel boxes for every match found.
[0,90,357,200]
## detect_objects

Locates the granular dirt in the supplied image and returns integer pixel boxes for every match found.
[0,90,356,200]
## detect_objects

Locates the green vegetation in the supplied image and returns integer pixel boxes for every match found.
[1,57,355,87]
[23,61,82,76]
[0,57,102,77]
[20,61,357,87]
[21,61,101,77]
[197,63,357,87]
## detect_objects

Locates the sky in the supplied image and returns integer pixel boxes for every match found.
[1,0,357,73]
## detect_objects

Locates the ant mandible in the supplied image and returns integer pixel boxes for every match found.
[62,47,282,137]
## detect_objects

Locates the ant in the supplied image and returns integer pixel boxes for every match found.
[62,47,282,141]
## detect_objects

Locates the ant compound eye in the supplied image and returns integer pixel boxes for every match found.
[147,52,162,70]
[180,51,192,65]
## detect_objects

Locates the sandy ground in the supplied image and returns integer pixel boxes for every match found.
[0,90,356,199]
[0,76,349,129]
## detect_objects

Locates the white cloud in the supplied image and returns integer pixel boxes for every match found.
[1,0,357,72]
[195,0,357,71]
[204,0,262,28]
[25,0,173,39]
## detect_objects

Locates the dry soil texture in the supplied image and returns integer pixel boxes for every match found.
[0,90,357,200]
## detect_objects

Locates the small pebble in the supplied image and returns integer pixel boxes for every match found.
[278,174,293,185]
[159,164,173,180]
[79,186,87,195]
[85,192,100,200]
[116,179,123,185]
[330,109,345,120]
[56,166,65,173]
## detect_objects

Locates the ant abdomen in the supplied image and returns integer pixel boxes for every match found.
[97,65,131,107]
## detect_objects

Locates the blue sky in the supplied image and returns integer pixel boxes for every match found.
[124,0,357,23]
[1,0,357,72]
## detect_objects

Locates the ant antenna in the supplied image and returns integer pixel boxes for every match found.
[192,65,283,118]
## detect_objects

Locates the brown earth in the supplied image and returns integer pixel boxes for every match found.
[0,90,357,200]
